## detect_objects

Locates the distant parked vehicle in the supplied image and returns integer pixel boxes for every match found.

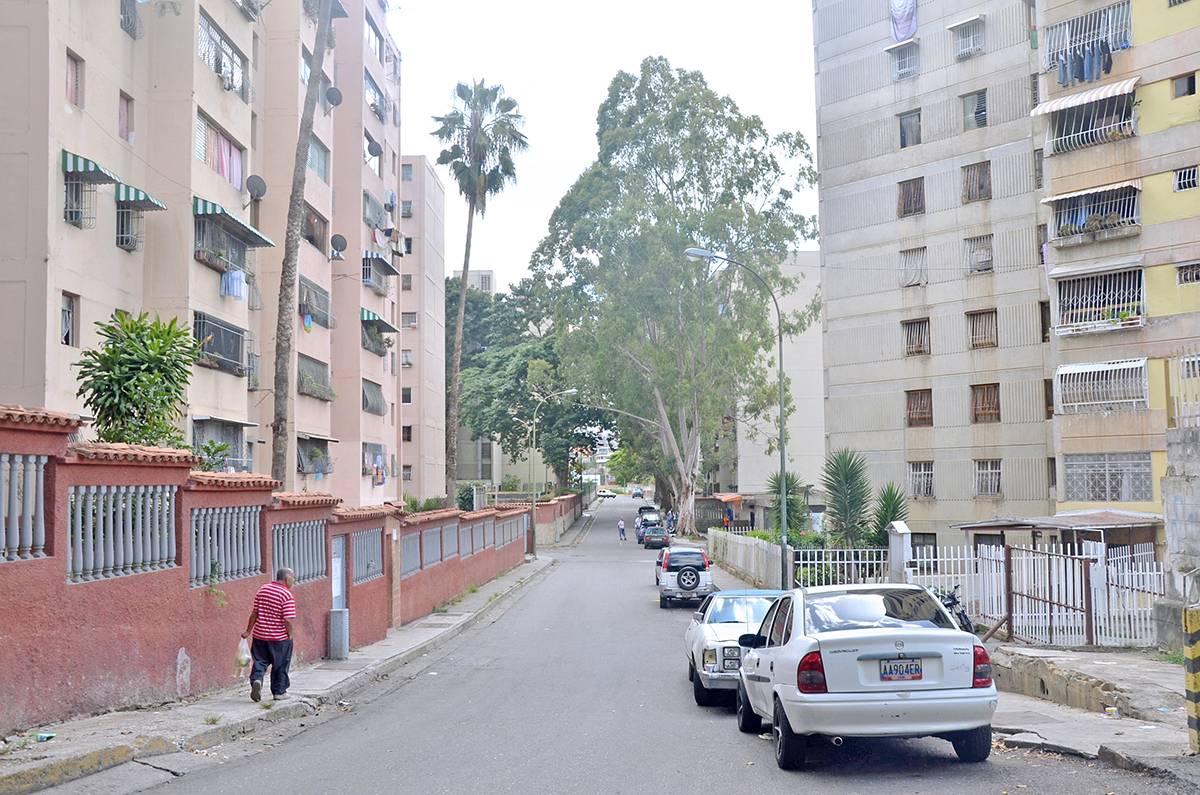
[632,487,644,498]
[597,488,616,499]
[658,546,713,607]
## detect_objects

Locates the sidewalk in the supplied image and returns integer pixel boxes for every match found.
[0,505,600,795]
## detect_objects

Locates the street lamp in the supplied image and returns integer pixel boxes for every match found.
[685,247,790,590]
[528,388,577,556]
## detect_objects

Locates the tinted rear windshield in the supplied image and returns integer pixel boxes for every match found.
[805,588,954,633]
[641,512,662,523]
[666,551,705,570]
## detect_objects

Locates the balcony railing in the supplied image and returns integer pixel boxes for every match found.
[361,325,389,357]
[1049,183,1140,244]
[1042,1,1132,75]
[1054,268,1144,335]
[1045,92,1137,155]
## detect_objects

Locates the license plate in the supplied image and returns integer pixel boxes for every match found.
[880,658,922,681]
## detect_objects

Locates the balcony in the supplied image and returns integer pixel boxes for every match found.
[193,313,247,377]
[1053,268,1145,335]
[1047,180,1140,246]
[1041,2,1131,76]
[1033,78,1139,156]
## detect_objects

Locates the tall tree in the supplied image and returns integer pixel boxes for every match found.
[433,80,529,503]
[534,57,819,534]
[271,0,336,481]
[868,482,908,547]
[821,448,873,548]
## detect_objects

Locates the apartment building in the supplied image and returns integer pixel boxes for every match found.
[816,1,1051,544]
[1,0,446,507]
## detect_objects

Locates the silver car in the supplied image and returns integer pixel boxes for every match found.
[658,547,713,608]
[684,590,784,706]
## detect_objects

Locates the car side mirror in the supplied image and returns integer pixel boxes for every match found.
[739,633,765,649]
[693,611,704,622]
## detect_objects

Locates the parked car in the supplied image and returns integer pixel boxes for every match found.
[637,505,659,518]
[596,488,616,499]
[685,590,784,706]
[735,584,997,770]
[643,524,670,549]
[631,487,644,498]
[658,546,713,607]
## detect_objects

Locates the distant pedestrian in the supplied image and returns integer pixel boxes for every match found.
[242,567,296,703]
[618,519,626,541]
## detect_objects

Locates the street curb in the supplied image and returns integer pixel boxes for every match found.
[1096,744,1198,785]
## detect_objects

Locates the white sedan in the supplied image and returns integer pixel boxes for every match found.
[596,488,616,498]
[684,590,783,706]
[735,584,997,769]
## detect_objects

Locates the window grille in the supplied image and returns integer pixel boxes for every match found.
[115,206,144,251]
[892,42,919,81]
[402,425,413,442]
[66,53,82,107]
[1054,268,1144,334]
[1063,452,1151,501]
[1175,167,1198,192]
[971,383,1000,423]
[1042,2,1131,74]
[962,91,987,132]
[908,462,934,498]
[362,190,386,229]
[194,217,248,273]
[302,205,327,251]
[402,163,413,181]
[906,389,933,427]
[480,274,492,292]
[63,176,95,229]
[297,354,336,400]
[402,464,413,481]
[965,234,994,273]
[400,532,420,577]
[897,178,925,218]
[352,527,384,584]
[401,312,418,328]
[1034,150,1044,189]
[974,460,1002,496]
[1178,262,1200,284]
[1030,73,1040,108]
[967,310,998,349]
[363,258,392,296]
[120,0,143,40]
[308,138,328,182]
[401,274,413,291]
[401,349,413,367]
[962,162,991,202]
[1048,458,1058,488]
[1047,94,1136,155]
[198,13,251,103]
[1038,224,1048,266]
[902,318,930,355]
[1055,359,1148,413]
[900,248,927,287]
[952,19,985,60]
[401,200,413,218]
[365,71,387,122]
[362,379,388,416]
[401,387,412,404]
[1051,185,1140,240]
[362,442,386,475]
[899,110,921,148]
[192,420,249,471]
[296,437,333,474]
[1040,300,1052,342]
[193,312,246,375]
[298,276,336,328]
[362,324,389,356]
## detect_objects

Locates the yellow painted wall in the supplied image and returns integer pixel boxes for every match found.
[1147,358,1168,409]
[1147,262,1200,316]
[1138,77,1200,136]
[1132,0,1200,46]
[1058,451,1167,510]
[1141,171,1200,226]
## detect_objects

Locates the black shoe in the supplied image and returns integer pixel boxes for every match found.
[250,680,262,702]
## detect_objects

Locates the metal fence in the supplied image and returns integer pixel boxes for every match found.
[1,454,48,562]
[67,485,177,582]
[795,548,888,587]
[352,527,384,584]
[272,519,326,584]
[190,505,262,587]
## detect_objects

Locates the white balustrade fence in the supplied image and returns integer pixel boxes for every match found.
[1,454,48,562]
[707,530,794,590]
[190,505,262,587]
[795,548,888,587]
[67,485,177,582]
[352,527,384,584]
[272,519,326,584]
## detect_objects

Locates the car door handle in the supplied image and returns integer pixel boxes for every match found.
[769,661,774,672]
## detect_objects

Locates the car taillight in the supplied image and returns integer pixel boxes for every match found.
[661,552,669,567]
[797,651,827,694]
[701,552,710,570]
[972,645,993,688]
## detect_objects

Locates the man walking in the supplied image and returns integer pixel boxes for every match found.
[618,519,626,541]
[242,567,296,702]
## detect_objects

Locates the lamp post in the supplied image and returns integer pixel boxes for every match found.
[685,247,790,589]
[529,388,577,556]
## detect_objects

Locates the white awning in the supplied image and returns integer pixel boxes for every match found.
[192,415,258,428]
[946,14,983,29]
[1031,77,1141,117]
[884,37,917,52]
[297,432,339,443]
[1056,358,1147,377]
[1042,178,1141,204]
[1049,254,1144,278]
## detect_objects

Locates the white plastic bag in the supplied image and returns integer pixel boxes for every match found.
[233,637,252,677]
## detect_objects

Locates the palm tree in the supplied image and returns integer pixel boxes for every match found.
[821,448,872,548]
[433,80,528,502]
[868,482,908,547]
[767,471,807,543]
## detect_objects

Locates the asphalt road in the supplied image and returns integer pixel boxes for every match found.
[60,496,1181,795]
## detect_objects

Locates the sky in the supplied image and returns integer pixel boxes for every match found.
[387,0,819,292]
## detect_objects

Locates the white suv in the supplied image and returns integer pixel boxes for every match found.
[658,547,714,609]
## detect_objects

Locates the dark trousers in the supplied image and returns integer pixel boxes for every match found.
[250,638,293,696]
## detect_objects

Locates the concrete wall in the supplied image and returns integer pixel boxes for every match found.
[1159,426,1200,647]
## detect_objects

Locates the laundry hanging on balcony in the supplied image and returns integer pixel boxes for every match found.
[890,0,916,42]
[1045,2,1132,88]
[220,268,247,300]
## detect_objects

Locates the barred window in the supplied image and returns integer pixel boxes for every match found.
[971,383,1000,423]
[296,437,332,474]
[400,532,420,577]
[952,18,985,60]
[967,310,998,348]
[1055,359,1149,413]
[1175,167,1198,192]
[974,460,1002,496]
[1034,149,1044,190]
[1063,452,1152,501]
[1050,185,1140,240]
[365,71,386,122]
[298,276,336,329]
[902,318,930,356]
[906,389,933,427]
[908,462,934,498]
[962,161,991,202]
[1055,268,1144,333]
[297,354,335,401]
[194,312,246,375]
[1178,262,1200,285]
[900,247,927,287]
[891,41,919,81]
[962,91,987,131]
[198,13,250,103]
[362,379,387,416]
[965,234,994,273]
[899,110,921,148]
[898,178,925,218]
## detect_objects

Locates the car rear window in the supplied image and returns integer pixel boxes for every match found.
[805,588,954,633]
[641,512,662,524]
[666,550,705,571]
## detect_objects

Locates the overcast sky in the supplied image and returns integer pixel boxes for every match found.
[387,0,819,292]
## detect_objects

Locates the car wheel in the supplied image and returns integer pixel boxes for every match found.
[693,668,716,706]
[688,660,694,682]
[677,566,700,591]
[951,724,992,763]
[660,595,668,609]
[736,681,762,734]
[773,698,807,770]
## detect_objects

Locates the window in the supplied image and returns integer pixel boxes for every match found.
[401,387,412,404]
[1175,167,1198,192]
[962,162,991,203]
[1064,452,1152,501]
[965,234,994,273]
[1050,184,1140,239]
[891,41,919,81]
[1045,379,1055,419]
[911,534,937,570]
[193,312,247,376]
[400,312,418,327]
[1178,262,1200,284]
[404,237,413,255]
[365,15,384,62]
[402,425,413,443]
[1040,300,1051,342]
[401,200,413,218]
[967,310,998,348]
[296,354,335,400]
[897,178,925,218]
[1174,74,1197,99]
[296,437,333,474]
[401,274,413,291]
[194,217,248,273]
[974,460,1002,497]
[198,13,250,103]
[365,71,387,122]
[401,163,413,181]
[480,274,492,292]
[899,247,927,287]
[302,205,327,251]
[951,18,985,60]
[906,389,933,427]
[115,205,145,251]
[1034,149,1043,189]
[362,380,387,416]
[962,91,987,131]
[61,293,78,346]
[1046,92,1137,155]
[1037,224,1048,266]
[195,114,245,190]
[1055,359,1149,413]
[193,420,249,472]
[1048,458,1057,489]
[1054,268,1145,333]
[402,464,413,481]
[120,0,141,39]
[66,52,83,107]
[298,276,336,328]
[899,110,921,148]
[118,94,133,143]
[902,318,930,355]
[363,131,381,175]
[308,137,329,183]
[908,462,934,498]
[971,383,1000,423]
[1030,73,1040,109]
[400,349,413,367]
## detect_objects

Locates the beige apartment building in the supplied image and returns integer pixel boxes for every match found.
[0,0,446,507]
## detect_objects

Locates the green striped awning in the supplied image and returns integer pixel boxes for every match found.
[61,150,120,184]
[360,308,400,333]
[193,197,275,248]
[115,184,167,211]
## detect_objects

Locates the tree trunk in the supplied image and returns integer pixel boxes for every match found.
[648,385,703,538]
[444,200,476,503]
[271,0,334,483]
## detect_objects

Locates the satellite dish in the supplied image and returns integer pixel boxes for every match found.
[330,234,348,253]
[367,141,383,157]
[324,86,343,116]
[246,175,267,200]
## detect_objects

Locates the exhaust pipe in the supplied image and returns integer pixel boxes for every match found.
[830,736,844,747]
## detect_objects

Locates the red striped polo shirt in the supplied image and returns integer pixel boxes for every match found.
[252,580,296,641]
